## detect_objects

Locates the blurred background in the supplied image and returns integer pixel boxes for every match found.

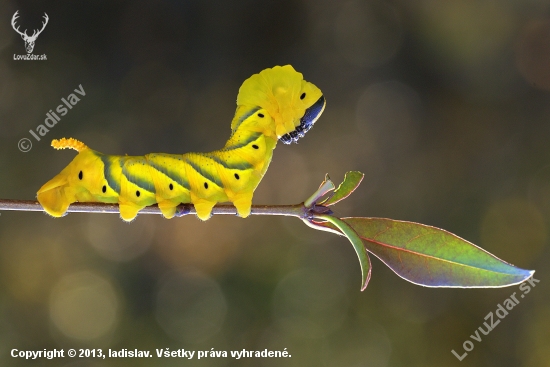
[1,0,549,366]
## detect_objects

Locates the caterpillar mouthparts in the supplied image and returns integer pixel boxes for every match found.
[280,95,326,144]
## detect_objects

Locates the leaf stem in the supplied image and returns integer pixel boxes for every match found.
[313,214,372,290]
[304,174,335,208]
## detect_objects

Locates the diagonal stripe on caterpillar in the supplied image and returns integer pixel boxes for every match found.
[37,65,326,222]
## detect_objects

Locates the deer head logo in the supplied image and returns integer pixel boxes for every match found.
[11,11,49,54]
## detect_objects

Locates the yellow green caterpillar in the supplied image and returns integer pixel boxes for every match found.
[37,65,325,222]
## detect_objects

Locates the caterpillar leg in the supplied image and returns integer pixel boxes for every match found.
[157,200,178,219]
[232,192,253,218]
[119,202,142,222]
[37,187,71,218]
[192,199,217,221]
[36,170,76,217]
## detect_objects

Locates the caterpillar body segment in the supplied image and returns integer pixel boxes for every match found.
[37,65,325,221]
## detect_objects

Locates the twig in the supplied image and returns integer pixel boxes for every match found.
[0,179,336,219]
[0,199,308,218]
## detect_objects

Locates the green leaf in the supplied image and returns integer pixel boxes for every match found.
[322,171,364,206]
[313,214,371,290]
[317,217,534,288]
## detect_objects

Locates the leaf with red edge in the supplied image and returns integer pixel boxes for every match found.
[321,171,364,206]
[317,217,534,288]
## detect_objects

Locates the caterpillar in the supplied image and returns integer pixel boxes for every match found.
[37,65,325,222]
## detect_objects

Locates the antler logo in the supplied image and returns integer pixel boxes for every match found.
[11,11,49,54]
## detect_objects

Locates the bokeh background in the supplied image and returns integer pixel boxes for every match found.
[1,0,549,366]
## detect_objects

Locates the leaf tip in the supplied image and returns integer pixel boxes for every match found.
[524,269,536,280]
[510,267,535,285]
[360,259,372,291]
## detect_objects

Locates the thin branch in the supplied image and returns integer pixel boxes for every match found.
[0,178,336,219]
[0,199,308,218]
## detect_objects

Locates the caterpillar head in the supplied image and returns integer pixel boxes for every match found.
[37,138,116,217]
[232,65,325,144]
